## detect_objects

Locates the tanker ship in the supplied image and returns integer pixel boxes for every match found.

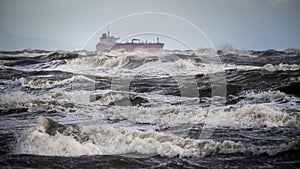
[96,31,164,51]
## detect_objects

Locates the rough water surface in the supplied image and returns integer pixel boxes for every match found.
[0,49,299,168]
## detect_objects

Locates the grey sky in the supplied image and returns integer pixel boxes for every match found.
[0,0,299,50]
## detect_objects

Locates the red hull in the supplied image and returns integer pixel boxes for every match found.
[96,43,164,51]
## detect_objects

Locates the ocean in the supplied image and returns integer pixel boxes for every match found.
[0,48,299,168]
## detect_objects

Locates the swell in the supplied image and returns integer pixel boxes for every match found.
[1,49,299,163]
[0,51,79,68]
[219,49,300,66]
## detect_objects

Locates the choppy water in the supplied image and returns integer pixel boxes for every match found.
[0,48,299,168]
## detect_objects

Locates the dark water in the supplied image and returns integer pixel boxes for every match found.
[0,49,299,168]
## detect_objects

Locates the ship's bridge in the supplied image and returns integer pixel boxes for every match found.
[99,31,120,45]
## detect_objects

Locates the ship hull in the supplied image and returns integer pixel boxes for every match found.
[96,43,164,51]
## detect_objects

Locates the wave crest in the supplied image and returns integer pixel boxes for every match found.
[16,118,299,157]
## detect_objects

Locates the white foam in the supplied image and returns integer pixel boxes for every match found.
[218,104,298,127]
[16,117,299,157]
[236,91,290,105]
[3,91,295,128]
[20,75,95,89]
[263,63,300,71]
[218,50,258,58]
[243,90,287,100]
[0,91,35,109]
[100,106,208,125]
[50,49,265,78]
[74,102,298,128]
[0,91,81,113]
[68,55,131,68]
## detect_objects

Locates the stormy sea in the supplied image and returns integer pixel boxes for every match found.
[0,48,299,168]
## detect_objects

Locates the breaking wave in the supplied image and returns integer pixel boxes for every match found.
[263,63,300,71]
[16,118,299,157]
[1,49,300,168]
[88,104,297,127]
[20,75,95,89]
